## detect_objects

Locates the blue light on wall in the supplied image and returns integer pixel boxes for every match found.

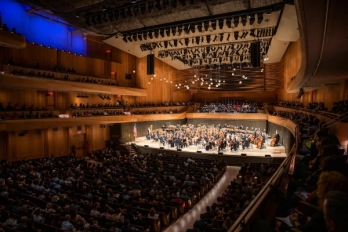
[0,0,87,55]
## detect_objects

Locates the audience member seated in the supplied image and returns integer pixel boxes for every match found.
[196,99,258,113]
[0,147,226,232]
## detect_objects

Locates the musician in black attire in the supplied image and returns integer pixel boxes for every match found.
[273,130,280,145]
[242,137,250,150]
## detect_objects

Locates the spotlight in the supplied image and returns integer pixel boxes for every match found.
[204,21,209,31]
[206,35,211,43]
[143,31,147,40]
[174,39,178,47]
[154,29,159,38]
[172,26,177,36]
[165,28,170,37]
[257,12,263,24]
[178,26,183,35]
[164,41,168,48]
[114,10,119,20]
[249,14,255,25]
[211,20,216,30]
[184,24,190,34]
[241,15,247,26]
[190,23,195,33]
[133,5,139,16]
[195,36,200,44]
[226,18,232,28]
[197,22,202,32]
[148,1,154,13]
[160,28,165,37]
[127,8,133,17]
[132,34,137,41]
[140,3,146,14]
[179,0,186,6]
[120,9,126,18]
[171,0,177,8]
[218,19,224,29]
[148,31,153,39]
[234,31,239,40]
[267,9,272,15]
[137,33,142,41]
[107,11,113,21]
[123,35,128,43]
[102,5,106,11]
[76,13,80,18]
[219,33,224,42]
[233,16,239,27]
[185,38,189,46]
[155,0,162,10]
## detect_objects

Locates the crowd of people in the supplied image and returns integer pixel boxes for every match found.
[0,149,226,232]
[131,109,178,115]
[187,163,279,232]
[130,101,193,108]
[0,111,57,120]
[270,111,348,231]
[196,100,258,113]
[272,100,348,115]
[71,110,124,117]
[69,103,123,110]
[0,103,47,112]
[9,68,118,87]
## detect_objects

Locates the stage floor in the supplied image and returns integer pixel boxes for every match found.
[134,136,287,158]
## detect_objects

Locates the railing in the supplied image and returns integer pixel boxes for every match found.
[228,108,301,232]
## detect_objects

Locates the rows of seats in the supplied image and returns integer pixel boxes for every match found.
[130,102,193,108]
[71,110,124,117]
[265,112,348,232]
[0,103,47,111]
[0,149,226,232]
[69,103,123,110]
[272,101,348,115]
[0,111,58,120]
[187,162,280,232]
[131,109,178,115]
[196,100,258,113]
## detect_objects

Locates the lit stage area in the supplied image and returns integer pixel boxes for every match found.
[134,136,287,165]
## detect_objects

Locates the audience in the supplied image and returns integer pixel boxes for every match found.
[197,99,258,113]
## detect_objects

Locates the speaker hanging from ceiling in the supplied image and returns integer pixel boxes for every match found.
[250,42,261,67]
[147,54,155,75]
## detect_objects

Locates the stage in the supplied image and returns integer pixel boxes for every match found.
[133,136,287,165]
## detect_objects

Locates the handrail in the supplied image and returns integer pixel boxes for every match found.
[229,108,300,232]
[229,150,293,231]
[323,111,348,128]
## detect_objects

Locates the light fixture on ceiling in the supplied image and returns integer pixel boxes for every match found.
[218,19,224,29]
[257,12,264,24]
[234,16,239,27]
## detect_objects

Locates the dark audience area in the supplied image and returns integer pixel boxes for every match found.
[130,101,193,108]
[72,110,124,117]
[268,113,348,232]
[272,101,348,115]
[131,109,178,115]
[187,163,279,232]
[0,102,58,120]
[196,100,258,113]
[0,148,226,232]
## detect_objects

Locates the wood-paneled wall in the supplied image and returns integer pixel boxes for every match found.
[278,39,302,101]
[193,91,277,103]
[0,89,48,109]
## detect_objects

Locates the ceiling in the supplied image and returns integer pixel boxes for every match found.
[16,0,302,92]
[287,0,348,93]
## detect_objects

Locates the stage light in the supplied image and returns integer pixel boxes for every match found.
[165,28,170,37]
[123,35,128,43]
[160,28,165,37]
[184,24,190,34]
[132,34,137,41]
[218,19,224,29]
[154,29,159,38]
[249,14,255,25]
[137,33,142,41]
[197,22,202,32]
[190,23,195,33]
[204,21,209,31]
[211,20,216,30]
[178,26,183,35]
[143,31,147,40]
[206,35,211,43]
[241,15,247,26]
[234,31,239,40]
[257,12,263,24]
[234,16,239,27]
[226,18,232,28]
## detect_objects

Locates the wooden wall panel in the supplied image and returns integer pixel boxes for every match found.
[0,134,8,161]
[86,125,110,151]
[278,39,302,101]
[11,44,57,69]
[193,92,277,103]
[47,127,69,156]
[8,130,45,161]
[0,89,47,109]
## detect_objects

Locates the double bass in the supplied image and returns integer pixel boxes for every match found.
[270,137,277,147]
[257,137,263,149]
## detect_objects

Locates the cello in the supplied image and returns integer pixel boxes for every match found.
[270,137,277,147]
[257,137,263,149]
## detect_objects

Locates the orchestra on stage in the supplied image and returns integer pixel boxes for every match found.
[145,124,280,152]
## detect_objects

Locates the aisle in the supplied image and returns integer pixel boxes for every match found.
[164,166,240,232]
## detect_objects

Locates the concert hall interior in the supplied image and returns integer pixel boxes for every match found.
[0,0,348,232]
